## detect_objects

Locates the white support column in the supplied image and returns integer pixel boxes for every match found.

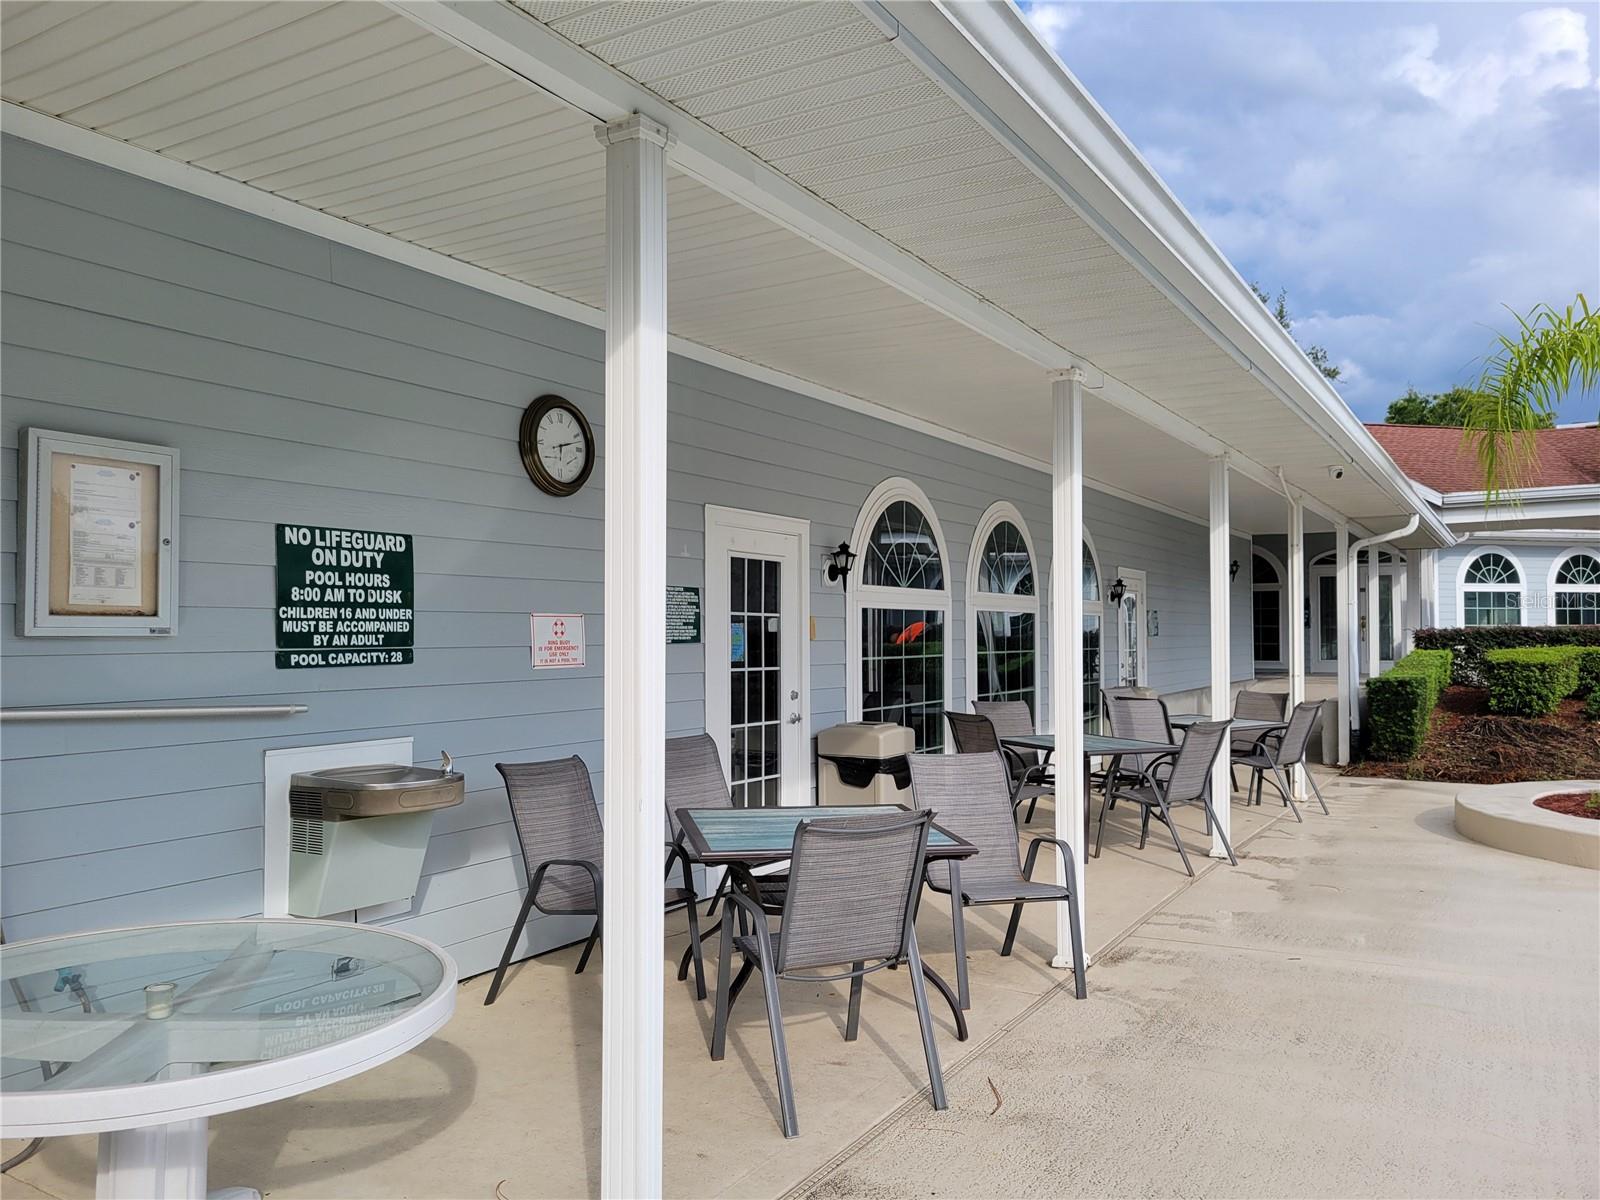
[1049,370,1086,968]
[1334,521,1352,765]
[597,113,670,1200]
[1286,495,1306,799]
[1364,547,1382,679]
[1403,552,1423,656]
[1207,456,1232,854]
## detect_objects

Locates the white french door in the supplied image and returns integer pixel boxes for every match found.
[704,507,811,807]
[1310,562,1404,673]
[1115,567,1147,687]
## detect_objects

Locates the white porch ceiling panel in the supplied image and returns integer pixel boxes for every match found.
[1,1,1417,533]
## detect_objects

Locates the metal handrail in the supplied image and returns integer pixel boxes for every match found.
[0,705,308,723]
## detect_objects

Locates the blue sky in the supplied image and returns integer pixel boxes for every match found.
[1020,1,1600,423]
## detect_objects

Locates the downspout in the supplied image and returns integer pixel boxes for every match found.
[1345,515,1420,739]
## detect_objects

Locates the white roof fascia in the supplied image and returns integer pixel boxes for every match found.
[1456,528,1600,543]
[1439,483,1600,506]
[870,0,1453,548]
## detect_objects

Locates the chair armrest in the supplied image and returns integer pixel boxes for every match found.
[529,857,603,912]
[663,839,697,890]
[1021,836,1081,894]
[722,875,779,961]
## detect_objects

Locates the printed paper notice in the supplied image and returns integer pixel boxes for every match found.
[67,462,144,607]
[532,613,585,669]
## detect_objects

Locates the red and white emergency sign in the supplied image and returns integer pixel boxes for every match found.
[531,612,586,669]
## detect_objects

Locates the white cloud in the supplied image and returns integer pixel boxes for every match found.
[1026,2,1081,46]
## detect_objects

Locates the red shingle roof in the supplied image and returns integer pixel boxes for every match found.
[1365,423,1600,494]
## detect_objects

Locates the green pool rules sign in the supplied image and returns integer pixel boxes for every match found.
[275,524,414,668]
[666,585,701,644]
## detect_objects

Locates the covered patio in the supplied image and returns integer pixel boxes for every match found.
[1,2,1452,1196]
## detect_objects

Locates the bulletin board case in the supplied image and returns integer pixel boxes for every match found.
[17,428,179,637]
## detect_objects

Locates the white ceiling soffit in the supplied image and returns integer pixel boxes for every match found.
[0,0,1440,540]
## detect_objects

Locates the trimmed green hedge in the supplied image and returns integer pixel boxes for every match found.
[1367,648,1454,760]
[1586,689,1600,722]
[1576,646,1600,697]
[1483,647,1584,716]
[1415,625,1600,686]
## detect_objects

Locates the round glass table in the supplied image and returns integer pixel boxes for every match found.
[0,919,456,1200]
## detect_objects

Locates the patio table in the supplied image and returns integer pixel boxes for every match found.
[674,804,977,1039]
[998,732,1181,846]
[0,918,456,1200]
[1166,713,1285,734]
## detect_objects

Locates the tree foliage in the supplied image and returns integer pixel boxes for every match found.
[1250,283,1341,381]
[1383,385,1552,429]
[1466,294,1600,498]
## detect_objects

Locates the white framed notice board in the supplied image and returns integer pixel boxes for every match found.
[17,428,179,637]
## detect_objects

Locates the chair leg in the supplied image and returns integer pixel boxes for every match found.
[1025,793,1040,824]
[1203,794,1238,865]
[757,959,799,1138]
[1156,797,1194,876]
[1138,805,1151,850]
[845,964,864,1042]
[484,889,537,1006]
[1305,765,1331,815]
[904,933,948,1112]
[711,919,735,1060]
[1268,761,1302,823]
[1094,787,1112,859]
[1230,763,1240,792]
[948,864,970,1010]
[1000,903,1024,956]
[681,856,707,1000]
[574,917,601,974]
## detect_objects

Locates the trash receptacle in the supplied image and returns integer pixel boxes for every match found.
[816,723,913,806]
[288,763,465,917]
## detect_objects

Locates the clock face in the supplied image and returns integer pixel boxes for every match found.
[519,395,595,497]
[536,405,588,484]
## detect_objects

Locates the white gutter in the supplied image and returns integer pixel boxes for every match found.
[1346,515,1420,735]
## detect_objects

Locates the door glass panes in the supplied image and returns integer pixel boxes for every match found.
[975,611,1035,710]
[863,501,944,590]
[1083,616,1101,734]
[1318,575,1338,660]
[1119,595,1140,685]
[1378,574,1395,661]
[1555,553,1600,624]
[978,522,1033,595]
[729,555,781,807]
[861,607,945,752]
[1252,589,1281,662]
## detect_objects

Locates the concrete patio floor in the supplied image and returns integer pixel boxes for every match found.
[14,769,1591,1200]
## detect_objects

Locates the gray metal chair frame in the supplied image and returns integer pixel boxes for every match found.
[1101,693,1178,801]
[665,734,787,1000]
[710,810,945,1138]
[945,709,1051,823]
[1099,719,1236,876]
[972,700,1055,824]
[485,755,703,1006]
[1233,701,1329,821]
[1228,689,1288,788]
[907,752,1086,1008]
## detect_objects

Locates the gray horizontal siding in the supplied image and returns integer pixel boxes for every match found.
[1,136,1249,971]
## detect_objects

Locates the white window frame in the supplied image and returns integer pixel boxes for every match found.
[966,501,1039,719]
[1250,546,1288,671]
[1548,547,1600,626]
[846,478,954,750]
[1457,546,1525,628]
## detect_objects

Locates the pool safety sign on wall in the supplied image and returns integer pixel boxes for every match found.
[666,585,701,644]
[531,613,586,669]
[275,524,414,669]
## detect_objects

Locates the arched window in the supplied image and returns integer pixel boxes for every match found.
[968,504,1038,718]
[1551,550,1600,625]
[1251,549,1285,667]
[849,479,952,753]
[1460,549,1522,627]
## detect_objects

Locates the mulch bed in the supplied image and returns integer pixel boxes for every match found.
[1346,686,1600,785]
[1534,791,1600,819]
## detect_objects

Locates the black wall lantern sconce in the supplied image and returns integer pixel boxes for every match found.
[1107,576,1127,607]
[1229,558,1241,582]
[825,542,858,595]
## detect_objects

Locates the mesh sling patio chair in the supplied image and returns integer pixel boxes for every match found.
[1233,700,1329,821]
[1098,693,1178,826]
[710,810,945,1139]
[664,733,788,1000]
[484,756,703,1006]
[1099,719,1236,876]
[973,700,1055,824]
[1229,690,1288,788]
[945,709,1050,822]
[907,752,1086,1006]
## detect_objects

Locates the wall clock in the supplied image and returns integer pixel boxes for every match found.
[519,394,595,497]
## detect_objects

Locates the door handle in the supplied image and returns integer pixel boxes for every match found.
[787,713,801,724]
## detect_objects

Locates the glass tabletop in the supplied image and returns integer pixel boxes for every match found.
[1167,713,1282,730]
[1,920,449,1097]
[676,804,968,863]
[1002,733,1177,755]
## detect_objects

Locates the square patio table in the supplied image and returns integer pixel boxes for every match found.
[674,804,977,1038]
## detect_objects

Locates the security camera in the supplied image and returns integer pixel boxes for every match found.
[1327,465,1346,481]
